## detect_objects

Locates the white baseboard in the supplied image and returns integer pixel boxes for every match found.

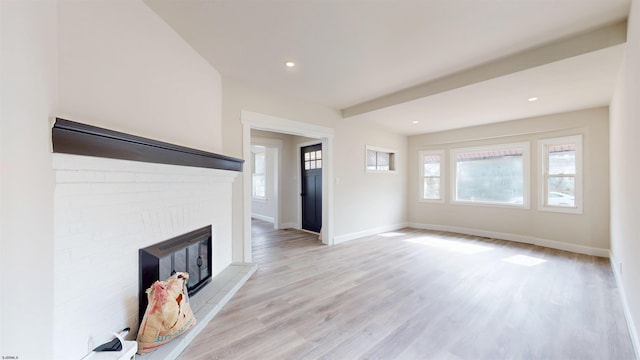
[407,222,610,258]
[251,213,274,223]
[609,252,640,360]
[333,223,408,245]
[278,222,299,230]
[251,215,299,230]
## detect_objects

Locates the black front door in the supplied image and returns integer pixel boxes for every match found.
[301,144,322,233]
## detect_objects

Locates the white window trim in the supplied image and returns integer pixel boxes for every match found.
[365,145,398,174]
[538,135,583,214]
[418,150,445,203]
[450,141,531,209]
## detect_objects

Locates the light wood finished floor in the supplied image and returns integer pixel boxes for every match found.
[179,219,635,359]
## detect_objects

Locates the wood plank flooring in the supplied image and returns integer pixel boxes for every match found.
[178,219,635,359]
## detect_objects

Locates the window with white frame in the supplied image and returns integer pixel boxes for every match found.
[366,145,397,173]
[419,150,444,201]
[451,142,530,207]
[252,146,266,199]
[538,135,582,213]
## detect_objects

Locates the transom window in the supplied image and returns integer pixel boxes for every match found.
[366,145,397,173]
[451,142,530,207]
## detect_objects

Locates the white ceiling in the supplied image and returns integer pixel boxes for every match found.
[145,0,630,135]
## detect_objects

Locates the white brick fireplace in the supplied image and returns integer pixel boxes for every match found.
[52,153,238,359]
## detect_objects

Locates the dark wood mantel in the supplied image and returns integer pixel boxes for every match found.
[52,118,243,172]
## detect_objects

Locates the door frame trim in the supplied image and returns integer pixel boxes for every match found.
[241,111,335,262]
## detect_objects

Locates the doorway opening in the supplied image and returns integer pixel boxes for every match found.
[242,111,334,263]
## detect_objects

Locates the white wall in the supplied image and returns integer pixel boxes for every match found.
[58,0,222,154]
[0,1,57,359]
[222,78,408,259]
[408,107,610,255]
[1,0,226,358]
[610,0,640,352]
[333,119,408,242]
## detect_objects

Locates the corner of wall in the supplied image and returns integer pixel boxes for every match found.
[608,0,640,356]
[609,252,640,359]
[0,1,58,359]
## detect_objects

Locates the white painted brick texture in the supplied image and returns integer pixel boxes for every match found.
[52,154,238,359]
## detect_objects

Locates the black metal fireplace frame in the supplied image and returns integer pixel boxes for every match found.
[138,225,213,323]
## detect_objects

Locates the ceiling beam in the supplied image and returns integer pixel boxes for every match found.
[341,20,627,118]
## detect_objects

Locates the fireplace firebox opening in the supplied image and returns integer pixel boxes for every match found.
[138,225,212,323]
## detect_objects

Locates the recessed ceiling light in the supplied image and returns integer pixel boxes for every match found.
[285,61,295,68]
[412,121,419,124]
[528,97,539,102]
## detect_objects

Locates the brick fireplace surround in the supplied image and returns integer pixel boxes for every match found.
[51,120,254,359]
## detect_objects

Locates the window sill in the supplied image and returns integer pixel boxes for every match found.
[366,169,398,174]
[451,200,530,210]
[419,198,445,204]
[538,205,583,214]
